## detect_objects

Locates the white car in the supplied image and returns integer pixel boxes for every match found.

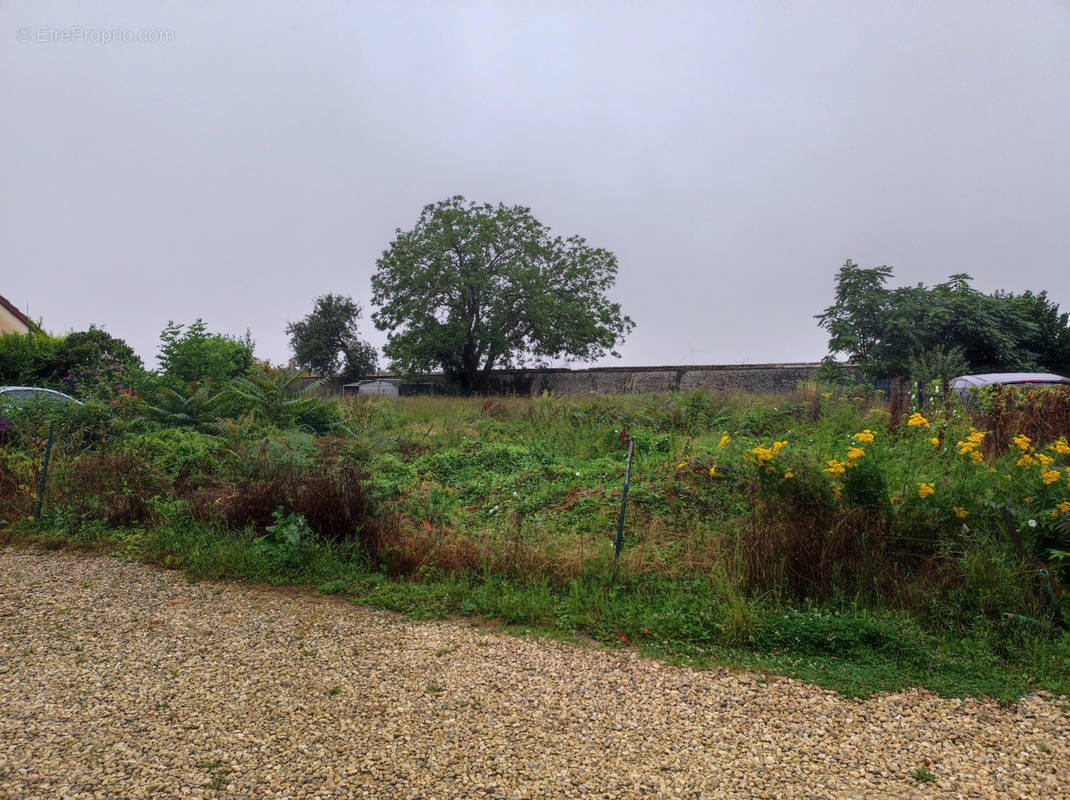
[0,386,83,405]
[949,372,1070,401]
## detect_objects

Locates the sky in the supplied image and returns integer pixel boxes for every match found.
[2,1,1069,371]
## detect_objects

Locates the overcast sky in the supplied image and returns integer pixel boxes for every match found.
[3,1,1068,370]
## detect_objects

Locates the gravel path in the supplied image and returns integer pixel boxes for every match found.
[1,547,1067,799]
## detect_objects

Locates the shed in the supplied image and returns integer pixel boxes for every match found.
[343,378,402,396]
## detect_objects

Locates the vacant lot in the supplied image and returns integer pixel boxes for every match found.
[1,547,1067,799]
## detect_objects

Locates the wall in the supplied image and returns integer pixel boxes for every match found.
[319,362,830,396]
[482,363,827,396]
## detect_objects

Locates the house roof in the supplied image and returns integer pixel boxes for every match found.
[0,294,35,332]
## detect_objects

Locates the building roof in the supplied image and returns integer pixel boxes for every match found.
[0,294,35,332]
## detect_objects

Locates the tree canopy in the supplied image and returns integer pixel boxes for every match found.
[286,294,378,380]
[158,319,255,386]
[817,260,1070,380]
[371,196,634,392]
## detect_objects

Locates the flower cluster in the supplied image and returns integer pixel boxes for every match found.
[907,412,930,428]
[956,429,986,464]
[854,429,875,443]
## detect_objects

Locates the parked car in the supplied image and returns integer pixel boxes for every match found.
[0,386,83,434]
[949,372,1070,401]
[0,386,83,406]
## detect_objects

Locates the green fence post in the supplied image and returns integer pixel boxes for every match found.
[614,438,634,562]
[34,421,55,522]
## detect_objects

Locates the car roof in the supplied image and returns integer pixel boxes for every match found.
[950,373,1070,387]
[0,386,71,393]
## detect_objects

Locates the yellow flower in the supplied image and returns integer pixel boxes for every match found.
[969,450,984,465]
[1012,434,1032,451]
[1054,437,1070,455]
[772,440,787,455]
[676,461,687,469]
[907,413,930,428]
[1017,454,1036,468]
[966,430,985,444]
[846,446,865,461]
[826,459,846,476]
[918,482,935,499]
[783,470,794,479]
[854,430,875,443]
[953,507,969,518]
[708,465,716,477]
[1041,469,1060,485]
[1036,452,1053,466]
[1057,500,1070,514]
[718,433,730,448]
[749,445,774,464]
[821,392,832,398]
[929,437,940,447]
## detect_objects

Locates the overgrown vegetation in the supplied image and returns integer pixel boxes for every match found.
[2,380,1070,701]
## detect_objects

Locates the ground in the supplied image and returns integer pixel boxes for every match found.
[1,547,1067,799]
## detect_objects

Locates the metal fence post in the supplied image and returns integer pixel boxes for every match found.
[34,421,55,522]
[614,438,634,562]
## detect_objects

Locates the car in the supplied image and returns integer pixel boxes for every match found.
[0,386,83,434]
[0,386,83,405]
[949,372,1070,401]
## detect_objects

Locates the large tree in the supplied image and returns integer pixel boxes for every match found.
[817,260,1069,380]
[286,294,378,379]
[370,196,634,392]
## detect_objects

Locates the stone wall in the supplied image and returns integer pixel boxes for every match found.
[484,363,826,396]
[326,362,831,396]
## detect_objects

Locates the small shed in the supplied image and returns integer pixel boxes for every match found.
[343,378,403,396]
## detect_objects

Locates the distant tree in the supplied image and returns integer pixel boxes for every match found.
[286,294,378,379]
[817,261,1069,380]
[371,196,634,392]
[157,319,255,386]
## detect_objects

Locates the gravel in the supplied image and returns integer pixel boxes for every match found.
[1,546,1067,799]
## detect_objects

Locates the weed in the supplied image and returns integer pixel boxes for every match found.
[910,766,937,783]
[426,684,444,693]
[328,687,341,696]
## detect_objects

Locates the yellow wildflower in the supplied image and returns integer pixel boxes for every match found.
[918,482,935,499]
[822,392,832,398]
[969,450,984,465]
[718,433,730,448]
[1036,452,1053,466]
[907,413,930,428]
[1057,500,1070,514]
[749,445,774,464]
[783,470,794,479]
[953,507,969,518]
[772,440,787,455]
[1012,434,1032,451]
[854,430,875,443]
[1054,437,1070,455]
[930,437,940,447]
[676,461,687,469]
[1017,454,1036,468]
[966,430,985,444]
[1041,469,1060,485]
[708,465,716,477]
[846,446,865,461]
[826,459,846,476]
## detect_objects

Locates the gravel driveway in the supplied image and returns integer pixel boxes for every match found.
[1,546,1067,799]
